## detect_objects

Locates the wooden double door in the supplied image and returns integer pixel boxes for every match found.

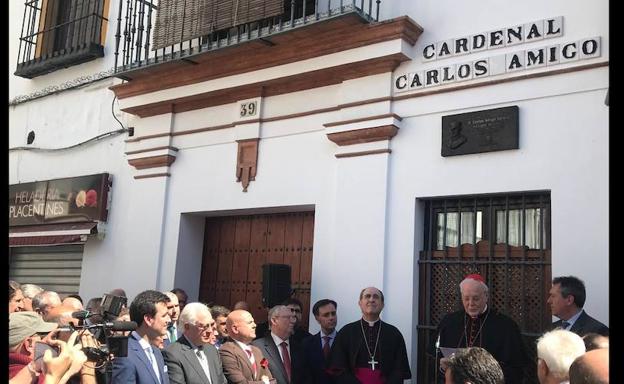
[199,211,314,330]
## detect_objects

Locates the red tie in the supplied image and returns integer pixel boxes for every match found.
[280,341,292,382]
[245,348,257,377]
[322,336,331,359]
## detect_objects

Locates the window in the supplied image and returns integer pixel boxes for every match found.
[431,193,549,251]
[417,191,551,384]
[15,0,110,78]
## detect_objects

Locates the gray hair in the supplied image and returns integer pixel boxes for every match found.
[178,302,211,328]
[459,278,489,295]
[32,291,61,314]
[21,284,44,299]
[537,329,586,381]
[268,305,289,329]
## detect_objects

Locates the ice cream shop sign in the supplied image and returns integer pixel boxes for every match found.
[9,173,111,226]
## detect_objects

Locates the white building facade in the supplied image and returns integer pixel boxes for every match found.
[9,0,608,381]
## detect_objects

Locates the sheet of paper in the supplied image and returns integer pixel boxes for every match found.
[439,347,457,357]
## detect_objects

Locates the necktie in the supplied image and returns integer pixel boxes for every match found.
[322,336,331,359]
[561,321,570,329]
[195,346,212,383]
[280,341,291,382]
[168,325,177,343]
[245,348,257,377]
[145,346,161,383]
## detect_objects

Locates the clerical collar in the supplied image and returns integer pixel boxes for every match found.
[361,318,380,327]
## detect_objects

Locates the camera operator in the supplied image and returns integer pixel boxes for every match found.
[46,306,102,384]
[9,311,96,383]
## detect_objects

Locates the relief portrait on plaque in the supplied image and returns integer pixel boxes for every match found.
[448,121,468,149]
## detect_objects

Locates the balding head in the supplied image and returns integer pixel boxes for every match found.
[45,305,79,328]
[569,349,609,384]
[226,310,256,344]
[62,297,83,311]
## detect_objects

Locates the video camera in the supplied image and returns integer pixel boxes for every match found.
[67,294,134,363]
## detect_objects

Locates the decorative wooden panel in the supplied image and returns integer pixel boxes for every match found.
[199,211,314,330]
[417,193,551,384]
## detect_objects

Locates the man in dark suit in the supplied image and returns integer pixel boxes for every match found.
[163,302,227,384]
[302,299,338,384]
[252,305,304,384]
[219,309,275,384]
[547,276,609,336]
[113,290,172,384]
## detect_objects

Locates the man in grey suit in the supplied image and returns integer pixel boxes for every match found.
[113,290,172,384]
[547,276,608,336]
[163,302,227,384]
[252,305,304,384]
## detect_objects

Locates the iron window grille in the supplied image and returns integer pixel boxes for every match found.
[416,191,552,384]
[15,0,109,78]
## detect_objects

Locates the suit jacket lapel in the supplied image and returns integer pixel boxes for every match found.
[265,337,288,382]
[130,333,161,384]
[232,341,257,379]
[178,336,210,382]
[570,311,587,334]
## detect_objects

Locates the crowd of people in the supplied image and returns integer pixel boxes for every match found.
[8,274,609,384]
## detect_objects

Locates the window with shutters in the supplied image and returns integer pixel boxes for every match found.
[15,0,110,78]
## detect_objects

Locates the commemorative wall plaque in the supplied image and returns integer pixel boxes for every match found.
[441,106,519,157]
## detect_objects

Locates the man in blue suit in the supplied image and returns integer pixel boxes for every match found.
[113,290,172,384]
[547,276,609,336]
[302,299,338,384]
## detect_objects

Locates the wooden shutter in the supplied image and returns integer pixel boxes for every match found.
[152,0,284,50]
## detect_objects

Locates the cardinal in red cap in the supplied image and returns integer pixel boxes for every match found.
[435,272,529,384]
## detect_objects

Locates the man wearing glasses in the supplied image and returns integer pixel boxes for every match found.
[162,302,227,384]
[283,298,312,344]
[253,305,304,384]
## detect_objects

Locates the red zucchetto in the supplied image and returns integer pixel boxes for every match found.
[464,273,485,283]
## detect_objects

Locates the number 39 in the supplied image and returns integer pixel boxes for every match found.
[240,101,257,117]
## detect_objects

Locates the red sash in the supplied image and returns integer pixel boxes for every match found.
[354,368,385,384]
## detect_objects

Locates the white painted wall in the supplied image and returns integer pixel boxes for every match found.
[9,1,608,381]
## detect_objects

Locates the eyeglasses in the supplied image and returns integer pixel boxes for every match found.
[194,323,213,331]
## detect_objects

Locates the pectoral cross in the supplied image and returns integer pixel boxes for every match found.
[368,357,378,371]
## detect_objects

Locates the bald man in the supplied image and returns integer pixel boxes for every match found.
[219,310,275,384]
[569,349,609,384]
[62,297,84,312]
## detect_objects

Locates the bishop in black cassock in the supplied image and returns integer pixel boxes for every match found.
[437,274,529,384]
[328,287,411,384]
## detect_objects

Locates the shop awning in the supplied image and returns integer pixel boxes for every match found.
[9,222,98,247]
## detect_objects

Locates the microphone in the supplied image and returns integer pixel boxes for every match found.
[105,320,138,332]
[71,310,92,319]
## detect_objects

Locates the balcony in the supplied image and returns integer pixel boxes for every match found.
[15,0,108,79]
[113,0,382,79]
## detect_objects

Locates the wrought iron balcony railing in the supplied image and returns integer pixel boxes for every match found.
[15,0,108,78]
[113,0,381,76]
